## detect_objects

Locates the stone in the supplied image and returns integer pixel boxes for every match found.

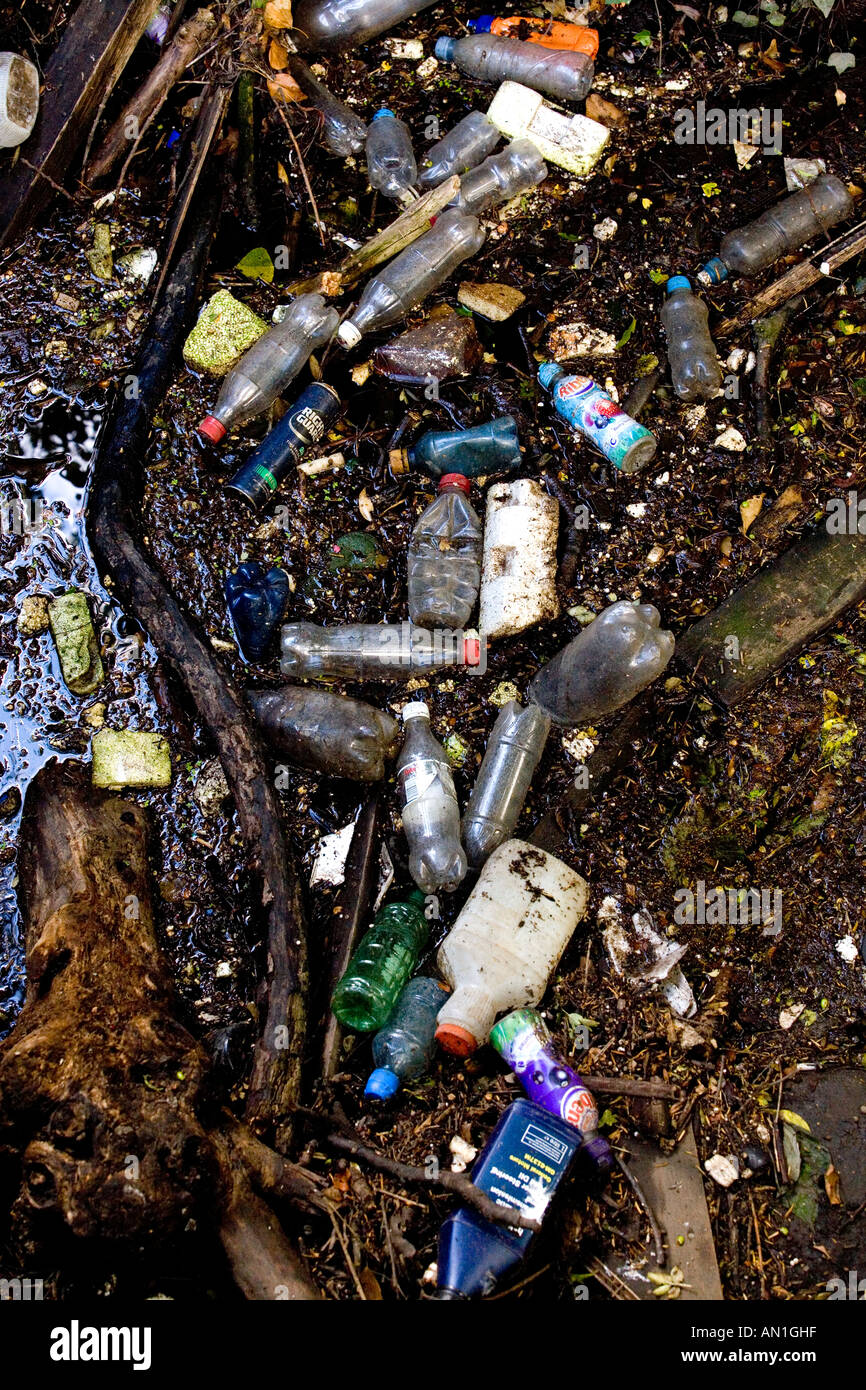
[372,309,482,382]
[91,729,172,789]
[458,281,526,322]
[705,1153,740,1187]
[193,759,231,818]
[116,246,158,284]
[182,290,268,377]
[86,222,113,280]
[17,593,49,636]
[548,321,617,360]
[48,592,104,696]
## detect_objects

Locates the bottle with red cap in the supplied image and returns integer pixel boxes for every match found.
[198,293,339,443]
[408,474,482,630]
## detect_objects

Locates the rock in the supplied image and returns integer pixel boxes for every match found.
[183,290,268,377]
[743,1144,769,1173]
[593,217,618,241]
[585,93,627,129]
[86,223,113,280]
[17,593,49,636]
[53,291,79,312]
[48,592,104,696]
[704,1153,739,1187]
[91,730,172,789]
[714,425,748,452]
[372,309,482,382]
[458,281,526,322]
[117,247,158,284]
[83,702,106,729]
[548,321,617,360]
[449,1135,477,1173]
[193,759,231,818]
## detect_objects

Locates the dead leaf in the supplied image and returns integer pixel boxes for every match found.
[585,94,627,129]
[269,38,289,70]
[267,72,305,105]
[824,1164,842,1206]
[276,160,289,184]
[740,493,764,536]
[672,2,701,17]
[358,488,375,522]
[264,0,293,31]
[358,1267,383,1300]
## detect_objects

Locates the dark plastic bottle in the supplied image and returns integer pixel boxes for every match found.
[225,382,342,509]
[247,685,400,781]
[365,976,449,1098]
[660,275,722,402]
[461,701,550,866]
[293,0,440,50]
[452,140,548,217]
[435,1098,582,1298]
[331,889,429,1032]
[225,563,290,662]
[418,111,500,189]
[366,108,418,204]
[468,15,599,58]
[434,33,594,104]
[390,415,521,478]
[700,173,854,283]
[408,475,482,630]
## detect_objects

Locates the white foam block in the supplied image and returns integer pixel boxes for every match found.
[479,478,559,642]
[487,81,609,177]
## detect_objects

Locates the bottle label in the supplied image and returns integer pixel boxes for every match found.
[559,1086,598,1133]
[552,377,652,471]
[399,758,456,806]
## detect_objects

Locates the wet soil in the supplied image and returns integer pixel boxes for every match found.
[1,0,865,1300]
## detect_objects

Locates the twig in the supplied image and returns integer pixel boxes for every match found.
[617,1155,665,1268]
[752,297,803,445]
[579,1075,683,1100]
[273,100,326,246]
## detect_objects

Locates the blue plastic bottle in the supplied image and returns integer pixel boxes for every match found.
[365,976,449,1099]
[435,1097,582,1298]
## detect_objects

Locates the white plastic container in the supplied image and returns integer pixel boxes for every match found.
[0,53,39,149]
[478,477,559,641]
[435,838,588,1054]
[487,80,608,177]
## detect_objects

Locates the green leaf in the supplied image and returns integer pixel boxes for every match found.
[236,247,274,283]
[811,0,835,14]
[633,29,653,45]
[616,317,637,348]
[649,268,668,284]
[732,8,760,23]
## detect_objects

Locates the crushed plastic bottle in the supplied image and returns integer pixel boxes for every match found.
[389,415,521,478]
[225,563,290,663]
[700,173,854,284]
[529,599,675,725]
[225,382,342,509]
[288,59,367,156]
[489,1009,613,1176]
[462,701,550,866]
[198,294,339,441]
[337,209,486,348]
[468,14,599,58]
[418,111,500,189]
[408,475,482,630]
[280,622,482,681]
[435,839,588,1053]
[434,33,594,104]
[538,362,657,473]
[366,108,417,204]
[397,702,467,893]
[293,0,440,50]
[247,685,399,781]
[452,138,548,217]
[661,275,722,402]
[435,1098,582,1298]
[365,976,450,1098]
[331,889,429,1031]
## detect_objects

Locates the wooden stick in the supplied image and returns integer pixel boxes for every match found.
[716,218,866,337]
[86,7,217,182]
[579,1075,683,1100]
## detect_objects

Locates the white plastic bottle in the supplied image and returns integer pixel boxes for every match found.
[0,53,39,148]
[435,839,588,1054]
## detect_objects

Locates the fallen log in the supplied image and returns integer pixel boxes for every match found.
[0,762,318,1298]
[0,0,157,247]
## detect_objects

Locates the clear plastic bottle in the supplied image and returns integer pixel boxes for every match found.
[247,685,400,781]
[198,295,339,442]
[337,209,486,348]
[435,839,588,1054]
[288,59,367,156]
[661,275,722,402]
[452,139,548,217]
[293,0,440,50]
[418,111,500,189]
[700,173,854,283]
[528,600,675,726]
[408,474,482,630]
[280,622,482,681]
[397,701,467,894]
[462,701,550,866]
[366,108,417,204]
[389,415,521,478]
[468,15,599,58]
[434,33,594,104]
[331,889,429,1031]
[365,976,450,1098]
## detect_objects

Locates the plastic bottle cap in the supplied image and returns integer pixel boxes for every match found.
[372,108,396,122]
[468,15,494,32]
[536,361,562,391]
[438,473,470,494]
[436,1022,478,1056]
[365,1067,400,1099]
[337,320,362,349]
[388,447,410,475]
[199,414,227,444]
[666,274,691,293]
[463,631,482,666]
[402,700,430,722]
[435,36,457,60]
[699,256,729,285]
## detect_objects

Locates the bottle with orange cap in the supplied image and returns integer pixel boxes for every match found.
[467,14,599,59]
[408,474,482,631]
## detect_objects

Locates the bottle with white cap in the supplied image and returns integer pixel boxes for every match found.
[337,209,485,349]
[397,702,467,894]
[366,107,418,205]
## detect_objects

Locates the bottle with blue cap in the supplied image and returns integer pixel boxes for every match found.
[365,976,450,1099]
[365,107,417,205]
[660,275,722,402]
[698,173,854,285]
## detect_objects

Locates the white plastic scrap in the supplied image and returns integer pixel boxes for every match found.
[705,1154,740,1188]
[598,896,697,1018]
[449,1136,478,1174]
[784,157,826,192]
[835,934,859,963]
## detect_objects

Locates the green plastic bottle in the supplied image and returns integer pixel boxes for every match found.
[331,889,429,1031]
